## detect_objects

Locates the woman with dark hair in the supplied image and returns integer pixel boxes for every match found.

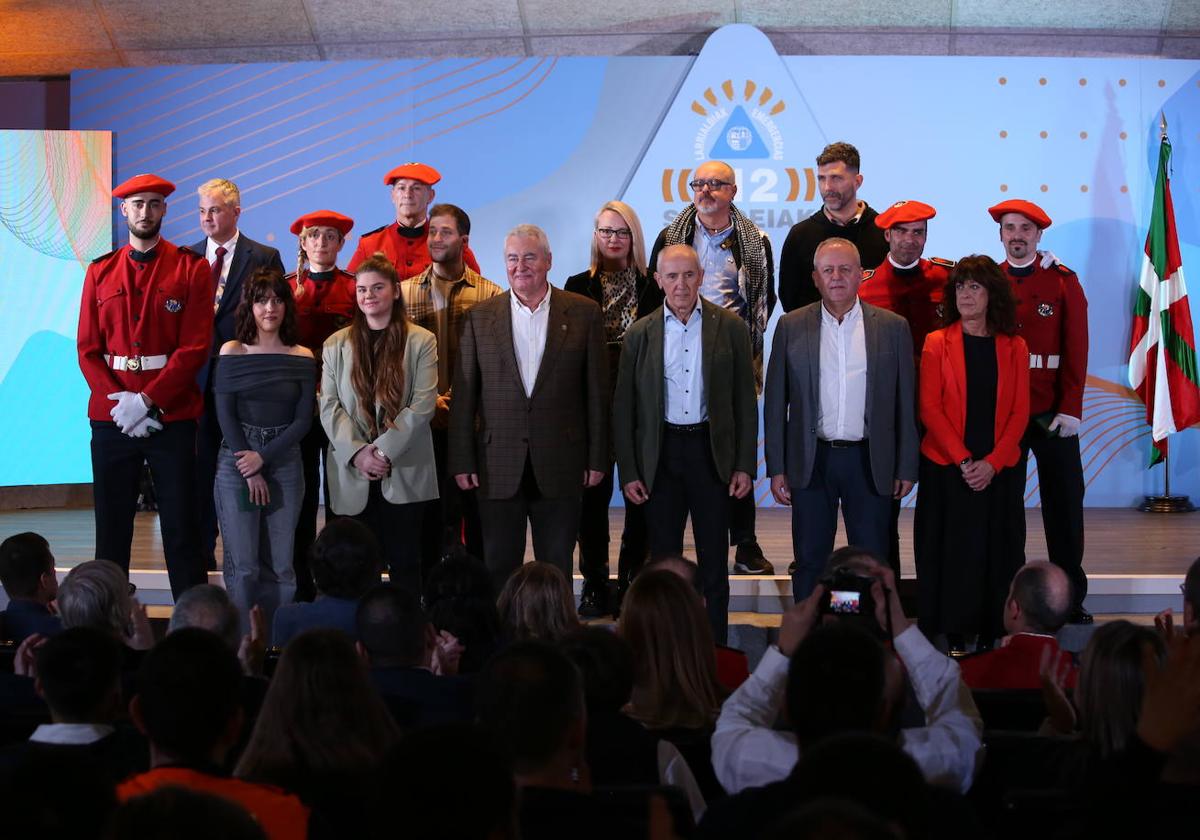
[234,628,400,829]
[214,269,315,636]
[914,255,1030,652]
[564,200,655,615]
[424,552,503,674]
[319,253,438,595]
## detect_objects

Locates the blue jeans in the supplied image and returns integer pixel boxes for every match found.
[214,424,304,641]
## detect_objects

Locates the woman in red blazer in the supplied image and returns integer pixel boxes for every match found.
[915,255,1030,653]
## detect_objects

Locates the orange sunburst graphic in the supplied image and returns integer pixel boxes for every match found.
[690,79,787,118]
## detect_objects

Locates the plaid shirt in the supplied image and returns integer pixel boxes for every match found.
[402,265,504,393]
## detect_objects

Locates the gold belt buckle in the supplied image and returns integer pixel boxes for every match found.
[126,356,141,372]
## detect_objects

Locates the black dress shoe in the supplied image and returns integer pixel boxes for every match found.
[733,540,775,575]
[578,587,609,619]
[787,560,797,576]
[1070,607,1094,625]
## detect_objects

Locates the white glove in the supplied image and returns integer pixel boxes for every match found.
[126,414,164,438]
[107,391,149,434]
[1048,413,1080,437]
[1039,250,1059,269]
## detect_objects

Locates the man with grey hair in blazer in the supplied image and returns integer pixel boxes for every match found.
[613,244,758,643]
[449,224,608,592]
[764,237,919,601]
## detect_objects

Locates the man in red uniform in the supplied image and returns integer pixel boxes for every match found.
[77,174,211,597]
[285,210,357,600]
[347,162,480,279]
[990,199,1091,624]
[857,200,953,578]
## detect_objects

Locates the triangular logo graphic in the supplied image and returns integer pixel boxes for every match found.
[708,105,770,158]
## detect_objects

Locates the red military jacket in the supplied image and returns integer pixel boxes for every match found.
[77,241,212,422]
[859,256,953,362]
[289,267,356,384]
[347,220,480,279]
[1002,260,1089,419]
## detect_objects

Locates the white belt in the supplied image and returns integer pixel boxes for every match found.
[1029,354,1060,370]
[105,354,168,372]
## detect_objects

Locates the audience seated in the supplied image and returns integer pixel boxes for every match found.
[496,561,581,643]
[355,583,473,728]
[105,786,267,840]
[0,746,117,840]
[561,627,706,821]
[759,798,895,840]
[618,568,727,802]
[0,627,146,781]
[0,532,62,643]
[235,628,400,833]
[119,628,310,840]
[272,518,381,648]
[960,561,1076,691]
[56,559,154,653]
[711,560,983,796]
[424,551,504,674]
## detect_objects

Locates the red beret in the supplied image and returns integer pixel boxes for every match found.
[988,199,1052,229]
[112,173,175,199]
[383,162,441,186]
[290,210,354,236]
[875,200,937,230]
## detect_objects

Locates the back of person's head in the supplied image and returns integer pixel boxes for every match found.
[1184,556,1200,627]
[643,554,698,585]
[0,748,117,840]
[821,545,883,578]
[57,559,132,638]
[374,724,516,840]
[424,552,502,674]
[168,584,241,648]
[789,733,930,839]
[310,517,382,599]
[1005,561,1072,635]
[133,627,243,764]
[561,627,636,715]
[618,568,723,729]
[762,798,897,840]
[787,623,891,750]
[104,787,266,840]
[0,531,55,600]
[476,640,585,776]
[235,628,400,791]
[1077,619,1166,757]
[35,627,123,723]
[496,562,580,643]
[356,583,430,668]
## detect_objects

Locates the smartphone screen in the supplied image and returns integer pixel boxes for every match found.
[829,590,861,614]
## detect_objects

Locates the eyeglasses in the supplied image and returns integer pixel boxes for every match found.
[688,179,733,192]
[595,227,632,240]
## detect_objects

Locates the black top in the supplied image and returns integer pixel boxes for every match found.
[962,333,998,460]
[213,354,315,466]
[777,205,888,312]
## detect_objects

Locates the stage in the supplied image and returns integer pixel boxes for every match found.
[1,506,1190,623]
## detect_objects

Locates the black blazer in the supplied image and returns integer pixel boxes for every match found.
[190,233,285,388]
[564,268,657,386]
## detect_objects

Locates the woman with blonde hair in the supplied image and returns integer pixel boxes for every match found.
[496,561,581,643]
[564,200,655,616]
[319,252,438,595]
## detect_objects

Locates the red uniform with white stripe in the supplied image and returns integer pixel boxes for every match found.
[1001,260,1089,418]
[77,241,212,421]
[347,221,480,279]
[858,256,952,363]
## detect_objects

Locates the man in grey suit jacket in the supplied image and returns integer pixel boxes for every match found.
[613,244,758,643]
[191,178,285,569]
[448,225,608,592]
[764,238,918,601]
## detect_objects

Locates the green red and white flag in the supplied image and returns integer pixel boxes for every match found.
[1128,134,1200,464]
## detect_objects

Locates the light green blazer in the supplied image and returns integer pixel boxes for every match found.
[319,324,439,515]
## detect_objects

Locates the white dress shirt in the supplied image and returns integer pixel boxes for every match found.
[710,625,984,796]
[29,722,114,745]
[663,304,706,424]
[510,289,551,397]
[205,229,240,286]
[817,298,868,441]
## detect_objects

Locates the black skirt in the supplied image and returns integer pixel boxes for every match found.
[913,455,1026,640]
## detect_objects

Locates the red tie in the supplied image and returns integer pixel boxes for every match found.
[212,246,228,312]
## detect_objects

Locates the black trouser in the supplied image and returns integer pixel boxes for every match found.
[341,481,424,597]
[644,424,731,644]
[728,491,758,547]
[195,390,222,567]
[577,465,648,594]
[420,426,485,582]
[91,419,205,598]
[1023,423,1087,607]
[477,458,582,595]
[294,420,330,602]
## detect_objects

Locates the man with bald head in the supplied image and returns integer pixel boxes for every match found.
[765,238,918,601]
[614,244,758,642]
[960,561,1077,690]
[649,159,776,576]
